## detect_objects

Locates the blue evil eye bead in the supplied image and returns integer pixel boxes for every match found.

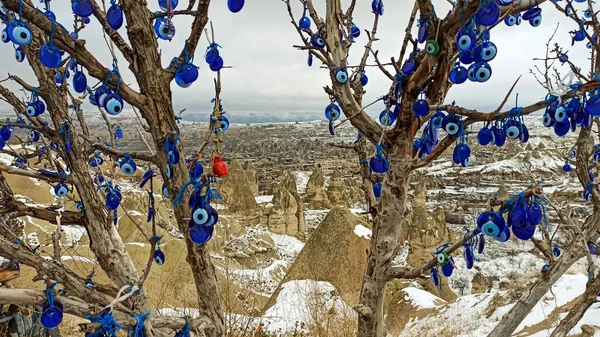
[441,257,454,277]
[26,103,38,117]
[456,28,476,52]
[476,1,500,26]
[543,112,555,127]
[167,148,180,165]
[55,73,63,84]
[477,127,492,145]
[418,24,428,44]
[205,45,219,64]
[72,72,87,93]
[119,156,136,175]
[166,163,174,179]
[178,63,199,84]
[553,245,561,257]
[310,34,326,49]
[153,249,165,265]
[162,183,169,198]
[228,0,245,12]
[39,44,62,69]
[103,94,124,116]
[413,99,429,118]
[159,0,179,10]
[481,212,506,237]
[522,7,541,21]
[519,124,529,143]
[15,47,25,62]
[217,116,230,131]
[175,72,192,88]
[35,101,46,115]
[589,244,597,254]
[204,205,219,226]
[467,63,477,82]
[425,40,440,55]
[529,14,542,27]
[105,191,121,210]
[493,127,506,146]
[371,0,384,15]
[373,181,382,198]
[1,29,9,43]
[515,13,523,25]
[89,156,101,167]
[402,58,417,75]
[474,62,492,82]
[526,202,543,226]
[350,22,360,39]
[379,109,396,126]
[41,301,63,329]
[369,155,389,174]
[497,0,513,4]
[29,130,40,142]
[431,111,445,129]
[0,137,4,150]
[335,68,348,83]
[1,126,13,141]
[505,15,517,26]
[505,122,520,139]
[299,16,311,30]
[449,65,468,84]
[584,8,592,18]
[154,17,175,40]
[9,21,33,46]
[555,106,567,122]
[430,268,439,287]
[494,225,511,243]
[72,0,94,17]
[307,53,313,67]
[209,56,223,72]
[480,42,497,62]
[76,201,84,211]
[94,86,112,108]
[563,162,571,172]
[325,104,341,121]
[464,245,474,269]
[460,51,474,65]
[106,3,124,30]
[190,221,214,244]
[360,72,368,86]
[54,182,69,197]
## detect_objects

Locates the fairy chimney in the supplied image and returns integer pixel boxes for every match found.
[219,158,260,220]
[304,165,331,210]
[327,169,349,207]
[264,171,306,239]
[400,182,452,267]
[244,161,259,197]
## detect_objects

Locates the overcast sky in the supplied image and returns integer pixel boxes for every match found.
[0,0,594,119]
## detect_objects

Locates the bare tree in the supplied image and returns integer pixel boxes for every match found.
[280,0,600,336]
[0,0,235,335]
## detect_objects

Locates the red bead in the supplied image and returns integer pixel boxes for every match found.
[212,156,228,177]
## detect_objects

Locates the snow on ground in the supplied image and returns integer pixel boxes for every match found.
[401,273,600,337]
[0,153,12,165]
[61,255,95,263]
[294,171,310,194]
[255,195,274,203]
[263,280,354,332]
[62,225,86,244]
[269,232,305,263]
[403,287,446,309]
[353,224,372,240]
[126,242,147,247]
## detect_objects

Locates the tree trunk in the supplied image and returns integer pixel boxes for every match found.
[355,127,413,337]
[549,275,600,337]
[15,11,153,313]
